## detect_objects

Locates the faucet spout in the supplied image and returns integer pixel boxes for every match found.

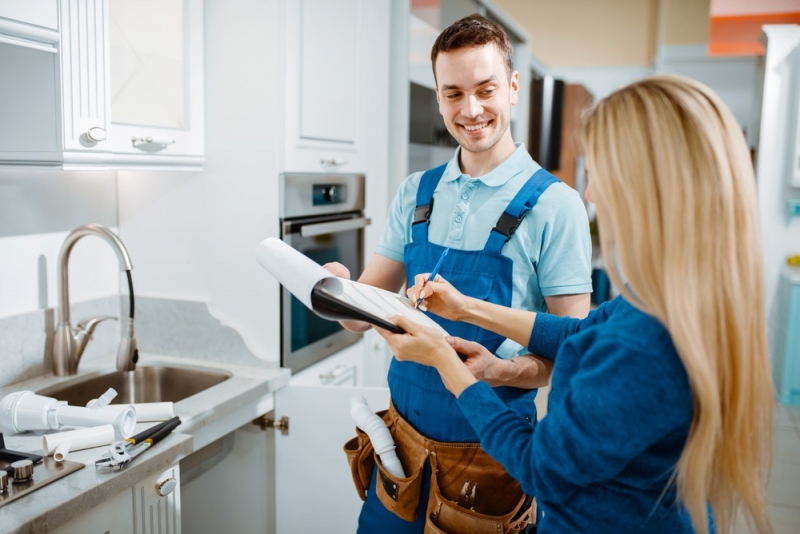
[52,224,138,376]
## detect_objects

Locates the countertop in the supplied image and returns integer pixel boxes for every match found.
[0,352,291,534]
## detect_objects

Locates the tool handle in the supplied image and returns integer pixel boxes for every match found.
[129,416,181,444]
[145,416,181,445]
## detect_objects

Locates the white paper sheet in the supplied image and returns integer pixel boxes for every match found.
[255,237,447,334]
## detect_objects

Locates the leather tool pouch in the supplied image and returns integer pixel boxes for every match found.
[344,404,534,531]
[423,446,533,534]
[343,424,375,501]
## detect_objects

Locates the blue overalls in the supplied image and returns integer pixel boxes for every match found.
[358,163,560,533]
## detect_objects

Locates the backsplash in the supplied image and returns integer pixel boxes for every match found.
[0,297,120,388]
[0,295,271,389]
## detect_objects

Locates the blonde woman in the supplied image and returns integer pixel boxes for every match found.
[376,75,774,534]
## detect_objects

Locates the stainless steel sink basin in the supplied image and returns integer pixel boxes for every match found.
[36,366,232,405]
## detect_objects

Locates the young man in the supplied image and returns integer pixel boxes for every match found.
[331,14,592,533]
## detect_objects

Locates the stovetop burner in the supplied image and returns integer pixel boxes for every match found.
[0,433,84,508]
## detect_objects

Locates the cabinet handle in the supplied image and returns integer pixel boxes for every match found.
[131,136,176,151]
[156,477,178,496]
[320,158,348,166]
[85,127,107,143]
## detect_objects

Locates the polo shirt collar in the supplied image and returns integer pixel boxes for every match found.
[442,143,530,186]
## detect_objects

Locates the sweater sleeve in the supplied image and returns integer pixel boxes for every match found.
[458,332,692,501]
[527,297,620,359]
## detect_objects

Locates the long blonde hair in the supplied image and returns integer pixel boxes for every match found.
[582,75,774,533]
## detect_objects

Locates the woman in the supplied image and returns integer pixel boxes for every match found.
[376,75,774,534]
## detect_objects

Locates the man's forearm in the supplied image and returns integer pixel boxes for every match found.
[483,354,553,389]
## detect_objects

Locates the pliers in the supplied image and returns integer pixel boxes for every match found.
[95,416,181,471]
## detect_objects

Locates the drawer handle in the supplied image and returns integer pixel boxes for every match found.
[132,136,175,151]
[320,158,348,166]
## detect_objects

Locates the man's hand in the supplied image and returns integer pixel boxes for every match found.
[322,261,351,279]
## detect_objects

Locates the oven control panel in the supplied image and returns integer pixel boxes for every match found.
[313,183,347,206]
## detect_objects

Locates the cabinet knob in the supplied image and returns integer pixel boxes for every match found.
[320,158,348,167]
[156,477,178,496]
[85,127,107,143]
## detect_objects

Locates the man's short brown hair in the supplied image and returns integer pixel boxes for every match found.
[430,14,515,81]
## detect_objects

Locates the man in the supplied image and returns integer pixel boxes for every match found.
[331,14,592,533]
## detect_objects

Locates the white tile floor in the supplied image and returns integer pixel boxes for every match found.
[733,404,800,533]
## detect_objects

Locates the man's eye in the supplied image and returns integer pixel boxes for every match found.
[446,93,461,99]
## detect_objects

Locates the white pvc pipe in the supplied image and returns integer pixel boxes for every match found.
[98,402,174,422]
[42,424,116,461]
[55,405,137,439]
[350,396,405,478]
[0,391,136,438]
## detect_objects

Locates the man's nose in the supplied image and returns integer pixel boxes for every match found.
[462,95,482,119]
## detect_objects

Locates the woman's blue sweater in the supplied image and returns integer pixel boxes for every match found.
[457,296,696,533]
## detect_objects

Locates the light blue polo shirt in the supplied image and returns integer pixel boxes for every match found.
[376,144,593,358]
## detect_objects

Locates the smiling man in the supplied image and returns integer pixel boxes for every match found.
[328,14,593,534]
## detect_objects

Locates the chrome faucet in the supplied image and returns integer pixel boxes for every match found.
[52,223,138,376]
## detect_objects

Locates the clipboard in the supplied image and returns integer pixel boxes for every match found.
[311,286,405,334]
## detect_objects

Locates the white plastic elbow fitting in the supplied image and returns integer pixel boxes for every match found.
[350,396,405,478]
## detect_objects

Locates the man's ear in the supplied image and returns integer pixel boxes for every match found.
[510,70,520,106]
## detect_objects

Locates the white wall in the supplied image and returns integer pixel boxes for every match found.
[0,170,120,319]
[117,0,284,362]
[755,26,800,360]
[116,0,391,364]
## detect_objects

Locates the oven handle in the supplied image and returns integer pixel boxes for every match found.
[299,217,371,237]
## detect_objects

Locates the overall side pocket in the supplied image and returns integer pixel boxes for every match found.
[343,427,374,501]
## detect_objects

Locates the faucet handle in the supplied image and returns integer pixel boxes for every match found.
[77,315,118,336]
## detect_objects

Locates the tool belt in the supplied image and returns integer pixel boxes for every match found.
[344,403,534,534]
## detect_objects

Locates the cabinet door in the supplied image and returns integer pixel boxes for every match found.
[52,464,181,534]
[59,0,112,164]
[282,0,367,173]
[108,0,204,167]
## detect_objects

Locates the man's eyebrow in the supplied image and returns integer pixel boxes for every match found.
[440,76,498,91]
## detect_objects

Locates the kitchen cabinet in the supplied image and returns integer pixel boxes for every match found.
[108,0,204,169]
[52,464,182,534]
[0,0,204,170]
[0,0,106,167]
[776,268,800,405]
[280,0,374,173]
[271,337,391,533]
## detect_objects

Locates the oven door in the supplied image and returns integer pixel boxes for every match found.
[280,212,370,374]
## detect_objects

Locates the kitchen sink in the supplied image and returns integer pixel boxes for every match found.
[36,366,232,405]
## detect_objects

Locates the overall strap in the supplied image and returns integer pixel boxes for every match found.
[411,163,448,243]
[485,169,561,254]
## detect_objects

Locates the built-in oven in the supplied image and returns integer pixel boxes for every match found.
[279,173,369,374]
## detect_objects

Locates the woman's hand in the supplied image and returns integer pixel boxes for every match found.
[407,274,469,321]
[374,315,477,396]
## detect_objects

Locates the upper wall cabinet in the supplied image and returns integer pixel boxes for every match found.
[0,0,204,170]
[108,0,204,169]
[0,0,99,167]
[281,0,368,173]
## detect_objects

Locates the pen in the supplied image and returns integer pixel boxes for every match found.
[415,248,450,309]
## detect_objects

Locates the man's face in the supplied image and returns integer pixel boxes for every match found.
[435,44,519,155]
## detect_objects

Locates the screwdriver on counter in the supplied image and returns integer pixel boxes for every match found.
[414,247,450,310]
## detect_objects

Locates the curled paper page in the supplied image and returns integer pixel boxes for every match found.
[255,237,447,335]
